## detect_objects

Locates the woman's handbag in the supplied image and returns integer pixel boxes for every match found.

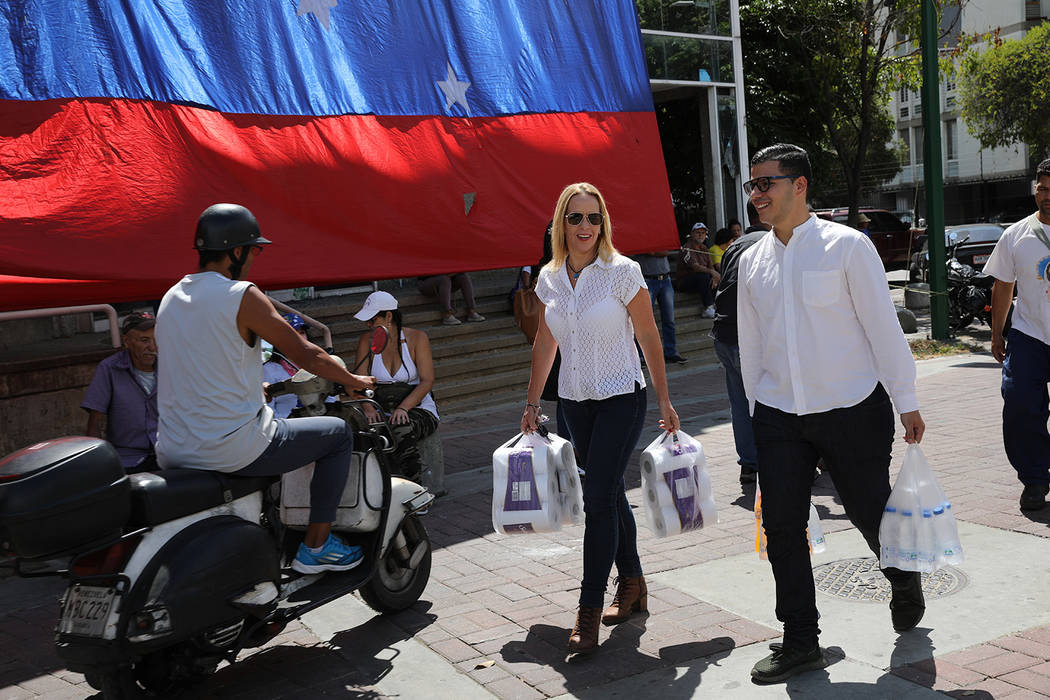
[372,382,415,413]
[513,287,542,344]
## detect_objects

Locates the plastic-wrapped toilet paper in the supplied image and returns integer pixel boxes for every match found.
[640,431,717,538]
[492,432,563,534]
[550,433,584,525]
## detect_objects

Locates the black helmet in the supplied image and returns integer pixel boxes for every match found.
[194,203,271,251]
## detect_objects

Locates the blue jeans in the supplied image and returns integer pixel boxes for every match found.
[562,386,647,607]
[646,276,677,357]
[714,339,757,469]
[1002,328,1050,486]
[752,385,913,648]
[236,416,353,523]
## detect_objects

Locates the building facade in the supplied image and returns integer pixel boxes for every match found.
[879,1,1049,225]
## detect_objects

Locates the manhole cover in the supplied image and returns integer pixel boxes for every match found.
[813,557,967,602]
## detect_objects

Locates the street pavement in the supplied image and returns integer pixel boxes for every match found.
[3,308,1050,698]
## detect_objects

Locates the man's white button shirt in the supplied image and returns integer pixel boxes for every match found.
[737,215,918,416]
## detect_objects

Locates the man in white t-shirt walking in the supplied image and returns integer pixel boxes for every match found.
[737,144,927,684]
[984,158,1050,511]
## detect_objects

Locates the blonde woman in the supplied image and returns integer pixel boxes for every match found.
[521,182,680,654]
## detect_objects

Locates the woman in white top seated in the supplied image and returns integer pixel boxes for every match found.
[354,291,439,482]
[521,182,680,655]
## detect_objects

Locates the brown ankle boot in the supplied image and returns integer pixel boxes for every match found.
[567,606,602,654]
[601,575,648,625]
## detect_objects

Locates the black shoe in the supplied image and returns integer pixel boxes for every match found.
[664,354,687,364]
[890,573,925,632]
[739,466,757,484]
[1020,483,1049,511]
[751,644,826,684]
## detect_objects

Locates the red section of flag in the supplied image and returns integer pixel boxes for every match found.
[0,98,676,311]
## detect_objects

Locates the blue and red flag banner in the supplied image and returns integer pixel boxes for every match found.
[0,1,676,310]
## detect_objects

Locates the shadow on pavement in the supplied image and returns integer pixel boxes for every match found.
[501,620,735,698]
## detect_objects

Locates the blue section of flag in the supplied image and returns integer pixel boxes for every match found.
[0,0,653,117]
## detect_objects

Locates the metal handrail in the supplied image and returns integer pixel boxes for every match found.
[268,298,333,350]
[0,304,120,348]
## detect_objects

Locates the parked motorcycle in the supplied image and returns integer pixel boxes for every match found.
[0,360,433,698]
[945,234,995,331]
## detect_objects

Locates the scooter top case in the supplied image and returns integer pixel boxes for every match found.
[0,437,129,560]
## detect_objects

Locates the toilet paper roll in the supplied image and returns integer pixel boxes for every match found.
[491,443,562,534]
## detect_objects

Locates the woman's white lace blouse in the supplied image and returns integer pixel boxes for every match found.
[535,254,648,401]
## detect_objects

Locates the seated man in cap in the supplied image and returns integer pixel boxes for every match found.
[82,311,160,473]
[675,223,720,319]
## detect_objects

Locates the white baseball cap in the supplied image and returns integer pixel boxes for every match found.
[691,222,707,231]
[353,291,399,321]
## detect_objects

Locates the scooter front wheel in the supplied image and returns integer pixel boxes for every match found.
[359,514,431,613]
[99,667,148,699]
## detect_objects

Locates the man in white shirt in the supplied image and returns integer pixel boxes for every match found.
[737,144,926,684]
[984,158,1050,511]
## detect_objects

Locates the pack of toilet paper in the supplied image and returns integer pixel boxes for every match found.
[492,431,584,534]
[639,431,717,538]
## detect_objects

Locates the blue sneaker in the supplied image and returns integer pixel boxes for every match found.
[291,534,364,574]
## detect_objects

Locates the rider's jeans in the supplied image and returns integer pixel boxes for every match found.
[236,416,353,523]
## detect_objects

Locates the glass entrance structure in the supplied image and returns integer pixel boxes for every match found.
[635,0,749,235]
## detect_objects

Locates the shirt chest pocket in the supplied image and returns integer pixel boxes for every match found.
[802,271,841,307]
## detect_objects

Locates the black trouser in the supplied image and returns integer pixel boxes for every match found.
[752,384,913,648]
[391,408,439,480]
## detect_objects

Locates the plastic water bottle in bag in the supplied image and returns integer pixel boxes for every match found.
[807,503,826,554]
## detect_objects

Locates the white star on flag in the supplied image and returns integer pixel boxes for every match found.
[436,61,471,113]
[297,0,337,31]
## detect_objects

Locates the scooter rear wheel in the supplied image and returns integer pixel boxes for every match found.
[359,514,431,613]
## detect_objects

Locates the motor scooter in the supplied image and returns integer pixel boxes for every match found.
[0,352,433,698]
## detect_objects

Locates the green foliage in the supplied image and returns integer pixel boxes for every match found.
[739,0,953,212]
[958,22,1050,159]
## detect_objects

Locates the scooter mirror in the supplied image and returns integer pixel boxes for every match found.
[370,325,389,355]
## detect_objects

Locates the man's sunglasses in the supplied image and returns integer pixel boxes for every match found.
[742,175,797,196]
[565,212,603,226]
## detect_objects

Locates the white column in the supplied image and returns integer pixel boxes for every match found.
[730,0,749,223]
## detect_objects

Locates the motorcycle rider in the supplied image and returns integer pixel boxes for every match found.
[156,203,376,573]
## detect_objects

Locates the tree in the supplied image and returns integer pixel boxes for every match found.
[958,22,1050,160]
[740,0,954,220]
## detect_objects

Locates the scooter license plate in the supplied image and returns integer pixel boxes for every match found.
[973,254,990,265]
[59,585,116,637]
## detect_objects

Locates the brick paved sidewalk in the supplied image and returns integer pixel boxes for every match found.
[4,353,1050,699]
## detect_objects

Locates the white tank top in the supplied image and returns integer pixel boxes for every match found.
[370,330,439,419]
[156,272,277,472]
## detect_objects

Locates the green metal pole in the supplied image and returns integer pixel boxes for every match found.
[922,0,948,340]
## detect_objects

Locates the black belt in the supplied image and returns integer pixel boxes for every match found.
[644,274,669,281]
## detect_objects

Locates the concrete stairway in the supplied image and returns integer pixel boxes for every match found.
[288,267,719,415]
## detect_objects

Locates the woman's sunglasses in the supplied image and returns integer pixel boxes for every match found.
[565,212,603,226]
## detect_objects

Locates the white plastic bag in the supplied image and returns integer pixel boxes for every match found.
[640,431,717,538]
[879,444,963,572]
[491,431,583,534]
[755,483,826,560]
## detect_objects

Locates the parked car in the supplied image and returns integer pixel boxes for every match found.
[814,208,916,270]
[908,223,1006,283]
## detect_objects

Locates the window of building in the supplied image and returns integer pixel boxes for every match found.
[914,126,924,165]
[945,119,957,161]
[899,129,911,165]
